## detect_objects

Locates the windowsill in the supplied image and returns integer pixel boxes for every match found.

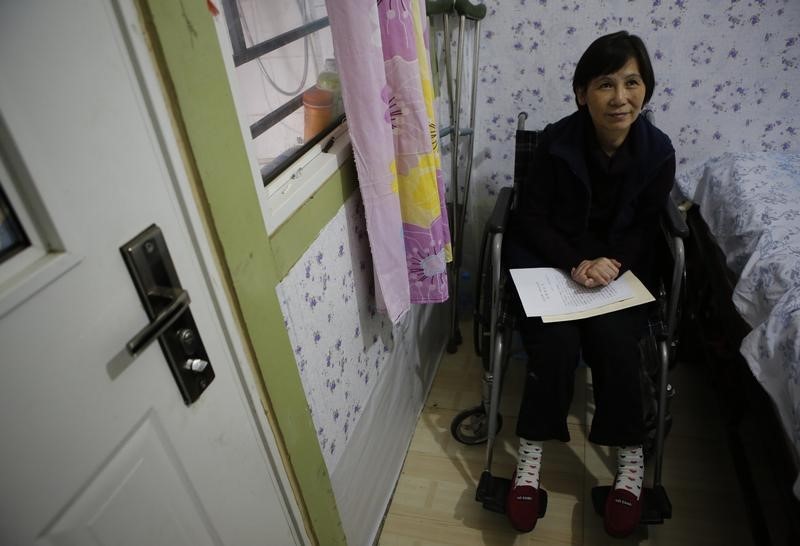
[260,121,352,234]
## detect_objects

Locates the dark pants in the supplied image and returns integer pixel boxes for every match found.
[515,306,647,447]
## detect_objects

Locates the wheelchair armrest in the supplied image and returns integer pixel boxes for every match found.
[662,195,689,239]
[488,186,514,234]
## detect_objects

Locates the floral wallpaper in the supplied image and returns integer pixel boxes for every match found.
[476,0,798,189]
[276,193,397,471]
[431,0,799,281]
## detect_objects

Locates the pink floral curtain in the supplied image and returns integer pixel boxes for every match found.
[326,0,452,322]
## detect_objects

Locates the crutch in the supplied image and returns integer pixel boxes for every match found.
[426,0,487,353]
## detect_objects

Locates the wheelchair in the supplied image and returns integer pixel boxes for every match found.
[450,111,690,524]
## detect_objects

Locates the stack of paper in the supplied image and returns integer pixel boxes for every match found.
[508,268,654,323]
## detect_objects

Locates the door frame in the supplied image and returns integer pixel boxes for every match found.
[136,0,350,544]
[114,0,313,542]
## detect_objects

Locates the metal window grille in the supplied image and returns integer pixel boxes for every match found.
[222,0,344,186]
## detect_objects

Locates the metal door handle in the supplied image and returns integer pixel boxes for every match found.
[126,287,190,356]
[120,225,215,405]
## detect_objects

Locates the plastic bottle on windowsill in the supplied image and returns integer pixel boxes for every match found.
[317,58,342,117]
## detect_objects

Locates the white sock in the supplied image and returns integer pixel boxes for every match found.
[514,438,543,489]
[614,445,644,499]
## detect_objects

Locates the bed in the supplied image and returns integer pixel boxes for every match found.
[676,152,800,544]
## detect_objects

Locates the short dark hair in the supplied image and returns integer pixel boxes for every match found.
[572,31,655,108]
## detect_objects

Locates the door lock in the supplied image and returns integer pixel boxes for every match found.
[121,224,214,405]
[176,328,198,353]
[184,358,209,373]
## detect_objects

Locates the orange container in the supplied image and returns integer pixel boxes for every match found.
[303,86,334,142]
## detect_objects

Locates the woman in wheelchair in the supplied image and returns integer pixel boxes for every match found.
[503,31,675,537]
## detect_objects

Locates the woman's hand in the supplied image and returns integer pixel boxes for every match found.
[571,257,622,287]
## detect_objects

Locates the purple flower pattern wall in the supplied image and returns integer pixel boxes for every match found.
[276,194,396,471]
[468,0,799,201]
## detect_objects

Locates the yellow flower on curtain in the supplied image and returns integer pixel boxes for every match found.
[389,159,399,194]
[397,154,440,226]
[411,0,452,264]
[380,0,453,302]
[326,0,452,314]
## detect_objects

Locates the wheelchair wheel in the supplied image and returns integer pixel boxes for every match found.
[450,405,503,445]
[473,229,494,371]
[639,334,675,460]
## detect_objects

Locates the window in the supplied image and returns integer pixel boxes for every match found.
[0,154,47,285]
[0,149,80,319]
[0,122,84,319]
[222,0,345,187]
[0,183,30,265]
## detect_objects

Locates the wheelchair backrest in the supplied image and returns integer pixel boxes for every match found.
[512,128,541,210]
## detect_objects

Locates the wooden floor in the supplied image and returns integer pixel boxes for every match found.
[377,327,754,545]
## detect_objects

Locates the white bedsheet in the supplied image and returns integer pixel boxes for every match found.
[677,152,800,498]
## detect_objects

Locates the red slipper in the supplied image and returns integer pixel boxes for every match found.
[506,472,539,532]
[604,486,641,538]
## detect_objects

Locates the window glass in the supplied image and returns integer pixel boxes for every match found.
[0,182,30,264]
[232,0,340,182]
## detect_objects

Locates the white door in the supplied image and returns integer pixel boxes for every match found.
[0,1,305,545]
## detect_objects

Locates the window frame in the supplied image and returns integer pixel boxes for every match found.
[220,0,347,188]
[260,119,351,233]
[0,135,80,319]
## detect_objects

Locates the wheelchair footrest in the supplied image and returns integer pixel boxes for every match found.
[591,485,672,524]
[476,471,548,516]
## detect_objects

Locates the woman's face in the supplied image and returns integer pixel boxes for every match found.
[576,57,646,146]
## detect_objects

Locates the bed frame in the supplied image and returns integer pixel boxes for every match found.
[683,206,800,545]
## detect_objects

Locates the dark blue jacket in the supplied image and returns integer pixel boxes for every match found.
[507,109,676,287]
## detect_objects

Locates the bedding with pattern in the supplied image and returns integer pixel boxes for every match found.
[676,152,800,498]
